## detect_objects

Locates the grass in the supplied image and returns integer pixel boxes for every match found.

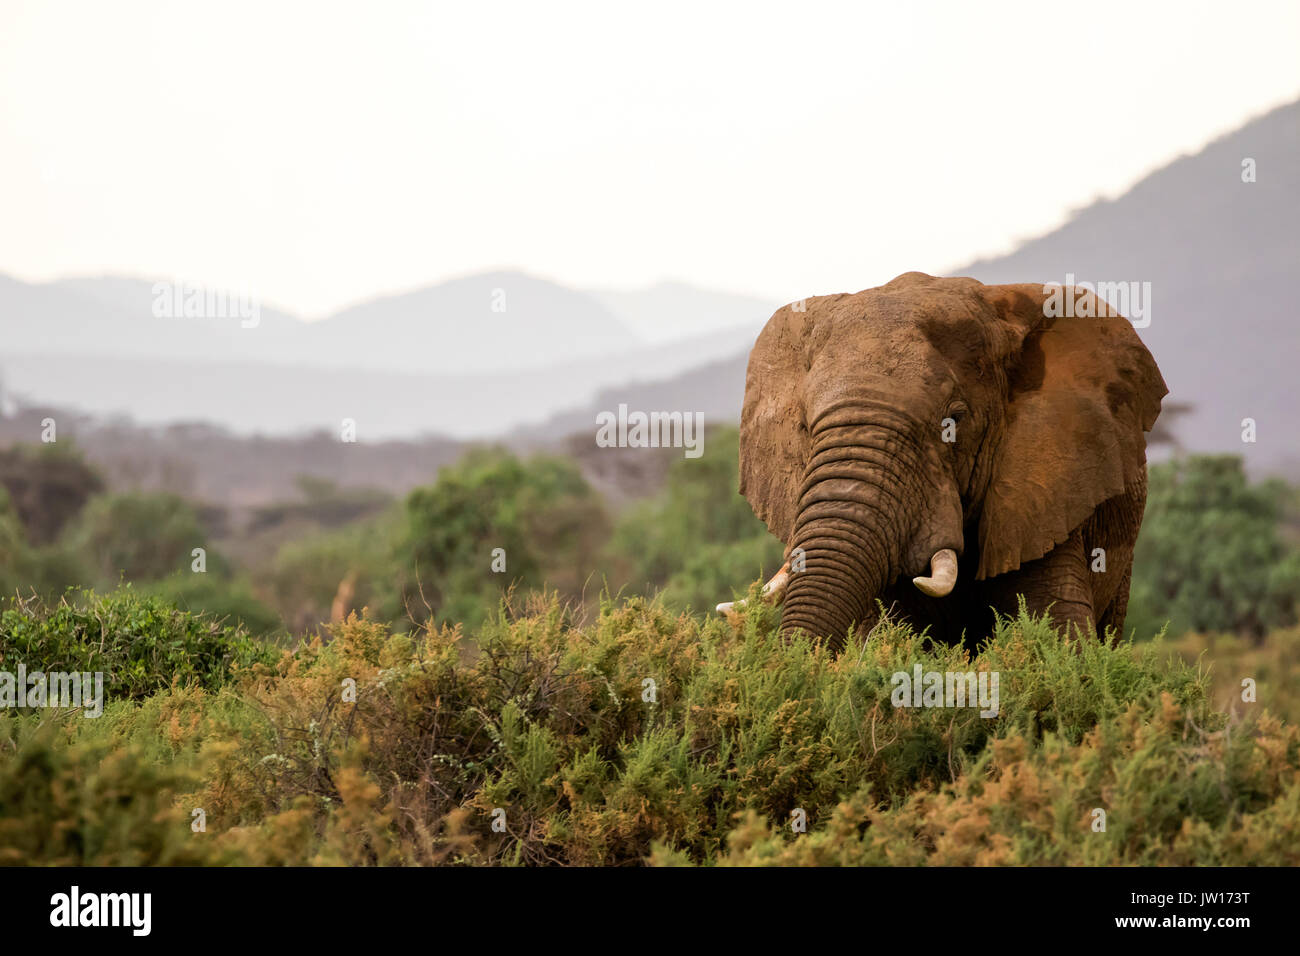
[1,586,1297,865]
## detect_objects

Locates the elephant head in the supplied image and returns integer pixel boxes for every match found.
[733,272,1165,649]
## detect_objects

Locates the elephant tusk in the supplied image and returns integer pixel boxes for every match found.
[913,549,958,598]
[716,562,791,614]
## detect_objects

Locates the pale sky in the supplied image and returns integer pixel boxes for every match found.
[2,0,1297,318]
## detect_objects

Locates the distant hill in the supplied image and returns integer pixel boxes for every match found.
[0,326,767,439]
[300,271,638,373]
[3,101,1296,471]
[509,353,751,445]
[527,99,1300,477]
[0,270,640,374]
[958,99,1300,477]
[0,273,305,367]
[0,268,770,435]
[589,282,776,344]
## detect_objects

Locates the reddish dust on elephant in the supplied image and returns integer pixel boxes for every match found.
[720,272,1167,651]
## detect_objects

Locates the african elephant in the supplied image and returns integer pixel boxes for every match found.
[720,272,1167,651]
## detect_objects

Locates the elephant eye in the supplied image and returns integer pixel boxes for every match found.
[946,401,969,424]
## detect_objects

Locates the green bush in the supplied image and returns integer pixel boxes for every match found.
[0,588,276,703]
[0,442,104,545]
[0,719,223,865]
[141,573,285,639]
[6,590,1296,866]
[267,510,404,635]
[397,448,609,630]
[0,488,35,597]
[1129,456,1300,639]
[65,491,220,585]
[0,487,90,599]
[608,428,782,605]
[659,535,786,614]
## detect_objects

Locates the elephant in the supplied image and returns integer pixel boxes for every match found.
[719,272,1167,652]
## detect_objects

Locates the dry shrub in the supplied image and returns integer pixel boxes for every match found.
[3,588,1297,865]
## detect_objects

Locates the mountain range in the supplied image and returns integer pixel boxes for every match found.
[520,98,1300,477]
[2,98,1297,475]
[0,269,768,373]
[0,268,775,437]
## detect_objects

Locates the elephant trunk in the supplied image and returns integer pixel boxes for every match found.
[778,419,919,650]
[779,512,890,649]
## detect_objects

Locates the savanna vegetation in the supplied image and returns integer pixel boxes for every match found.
[2,590,1297,865]
[4,433,1298,645]
[1,432,1298,864]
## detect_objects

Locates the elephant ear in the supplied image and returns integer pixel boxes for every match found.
[975,283,1167,579]
[738,301,819,544]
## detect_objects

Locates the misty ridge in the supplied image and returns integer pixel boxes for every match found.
[1,98,1297,481]
[0,270,776,439]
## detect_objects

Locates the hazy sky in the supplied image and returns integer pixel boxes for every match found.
[2,0,1297,318]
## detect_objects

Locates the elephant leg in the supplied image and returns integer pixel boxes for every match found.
[1097,566,1132,645]
[1082,469,1147,642]
[980,530,1096,637]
